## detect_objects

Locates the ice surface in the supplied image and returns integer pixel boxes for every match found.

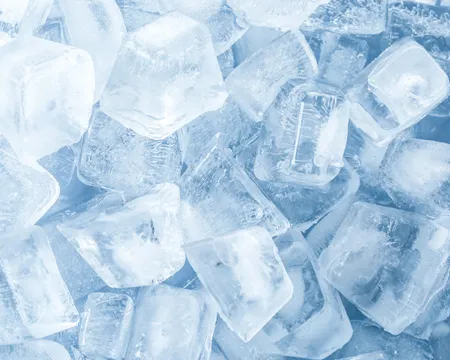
[0,227,78,338]
[59,0,126,101]
[336,352,386,360]
[184,227,293,342]
[125,285,217,360]
[78,109,182,194]
[217,49,235,79]
[430,320,450,360]
[79,292,134,360]
[0,36,94,162]
[180,137,289,242]
[226,30,318,121]
[319,202,450,335]
[58,184,185,288]
[101,11,228,140]
[0,150,59,233]
[347,38,449,145]
[0,340,72,360]
[254,81,349,187]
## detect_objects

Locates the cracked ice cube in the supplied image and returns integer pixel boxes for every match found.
[101,11,228,140]
[184,227,293,342]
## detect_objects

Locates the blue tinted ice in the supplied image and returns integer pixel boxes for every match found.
[0,340,72,360]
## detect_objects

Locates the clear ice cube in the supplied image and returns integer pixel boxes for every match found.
[0,340,72,360]
[101,11,228,140]
[184,227,293,342]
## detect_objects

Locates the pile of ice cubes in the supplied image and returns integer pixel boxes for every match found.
[3,0,450,359]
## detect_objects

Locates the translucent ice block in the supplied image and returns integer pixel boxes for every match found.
[79,292,134,360]
[101,11,228,140]
[78,109,182,194]
[217,49,235,79]
[184,227,293,342]
[346,38,450,145]
[0,36,94,162]
[254,81,349,186]
[336,353,386,360]
[226,30,318,121]
[0,227,79,338]
[319,202,450,335]
[125,285,217,360]
[58,184,185,288]
[0,340,72,360]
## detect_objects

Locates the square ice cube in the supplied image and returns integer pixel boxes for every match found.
[101,11,228,140]
[254,81,349,187]
[79,292,134,360]
[57,184,185,288]
[318,202,450,335]
[184,227,293,342]
[0,36,94,162]
[347,38,449,145]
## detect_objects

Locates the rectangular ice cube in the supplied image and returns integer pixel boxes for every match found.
[184,227,293,342]
[79,292,134,360]
[319,202,450,335]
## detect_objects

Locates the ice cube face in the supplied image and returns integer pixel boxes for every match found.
[226,30,318,121]
[184,227,293,342]
[319,202,450,335]
[0,227,79,338]
[125,285,217,360]
[254,81,349,187]
[79,292,134,360]
[0,36,94,162]
[0,150,59,233]
[101,11,228,140]
[347,38,450,145]
[78,109,182,194]
[57,184,185,288]
[0,340,72,360]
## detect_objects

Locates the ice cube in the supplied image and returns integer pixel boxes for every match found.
[0,36,94,162]
[347,38,449,145]
[0,340,72,360]
[254,81,349,187]
[217,49,235,79]
[101,11,228,140]
[226,30,318,121]
[125,285,217,360]
[78,109,181,194]
[319,202,450,335]
[79,292,134,360]
[57,184,185,288]
[184,227,293,342]
[0,227,79,338]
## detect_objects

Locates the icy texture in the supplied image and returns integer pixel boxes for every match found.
[185,227,293,342]
[180,137,289,242]
[0,340,72,360]
[431,320,450,360]
[226,30,318,121]
[217,49,235,79]
[58,184,185,288]
[302,0,387,35]
[78,109,181,193]
[336,352,386,360]
[59,0,126,101]
[319,202,450,335]
[347,38,449,145]
[125,285,217,360]
[0,227,78,338]
[0,150,59,233]
[0,36,94,162]
[254,81,349,187]
[79,292,134,360]
[101,11,228,140]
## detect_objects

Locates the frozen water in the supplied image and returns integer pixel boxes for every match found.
[125,285,217,360]
[180,136,289,242]
[0,226,79,338]
[78,109,182,194]
[0,36,94,162]
[347,38,449,145]
[79,292,134,360]
[217,49,235,79]
[184,227,293,342]
[336,352,386,360]
[227,0,329,29]
[226,30,318,121]
[101,11,228,140]
[0,340,72,360]
[319,202,450,335]
[115,0,160,31]
[59,0,126,101]
[430,320,450,360]
[254,81,349,187]
[58,184,185,288]
[302,0,387,35]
